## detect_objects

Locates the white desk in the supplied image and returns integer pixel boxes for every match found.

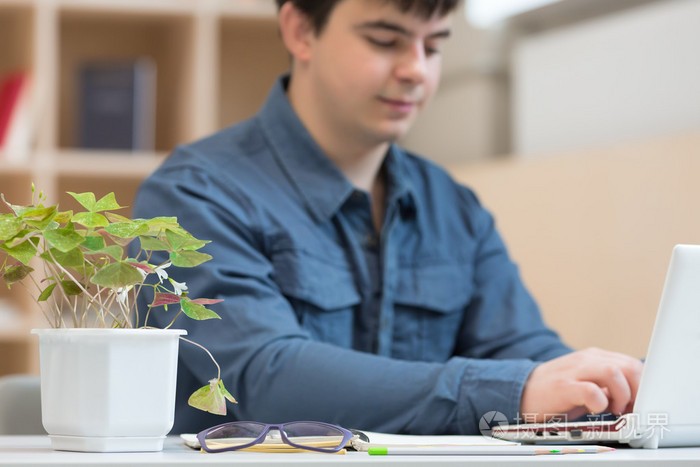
[1,436,699,466]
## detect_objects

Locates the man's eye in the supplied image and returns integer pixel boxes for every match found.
[424,41,443,56]
[367,37,397,48]
[425,46,440,56]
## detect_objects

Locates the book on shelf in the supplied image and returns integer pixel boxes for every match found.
[0,70,35,162]
[77,58,157,152]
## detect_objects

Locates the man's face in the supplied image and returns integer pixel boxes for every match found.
[301,0,453,145]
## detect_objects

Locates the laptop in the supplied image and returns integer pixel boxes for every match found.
[493,244,700,449]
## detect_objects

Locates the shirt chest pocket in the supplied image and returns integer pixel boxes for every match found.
[393,262,474,362]
[272,249,360,348]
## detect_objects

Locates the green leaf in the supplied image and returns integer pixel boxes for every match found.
[187,379,236,415]
[170,250,212,268]
[94,192,124,212]
[39,247,85,268]
[45,220,60,231]
[90,261,144,288]
[38,283,57,301]
[105,222,148,239]
[1,240,37,265]
[105,212,132,224]
[138,217,180,235]
[81,235,106,251]
[21,205,57,230]
[72,212,109,228]
[67,192,96,212]
[1,193,24,216]
[53,210,73,224]
[61,280,83,296]
[165,229,208,251]
[3,229,33,248]
[138,235,171,251]
[1,264,34,284]
[94,245,123,261]
[43,225,85,253]
[0,214,22,241]
[180,298,221,320]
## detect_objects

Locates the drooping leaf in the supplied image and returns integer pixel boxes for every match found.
[67,192,96,212]
[180,298,221,320]
[21,205,57,230]
[43,225,85,253]
[138,235,170,251]
[81,235,106,251]
[218,379,237,404]
[0,214,22,241]
[53,210,73,224]
[152,292,182,307]
[1,264,34,283]
[72,212,109,228]
[38,283,57,301]
[188,378,236,415]
[1,240,37,265]
[190,298,224,305]
[90,262,144,288]
[39,247,85,268]
[61,280,83,296]
[170,250,212,268]
[94,192,124,212]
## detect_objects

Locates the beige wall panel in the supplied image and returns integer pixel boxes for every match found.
[450,131,700,358]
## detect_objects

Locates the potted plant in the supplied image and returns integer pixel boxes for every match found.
[0,186,235,452]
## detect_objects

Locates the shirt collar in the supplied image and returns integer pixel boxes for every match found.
[258,75,417,223]
[258,75,354,223]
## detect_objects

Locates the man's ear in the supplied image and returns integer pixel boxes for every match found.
[278,2,314,63]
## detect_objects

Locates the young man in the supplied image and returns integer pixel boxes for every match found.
[133,0,643,434]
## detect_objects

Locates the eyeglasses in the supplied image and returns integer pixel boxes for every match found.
[196,421,356,453]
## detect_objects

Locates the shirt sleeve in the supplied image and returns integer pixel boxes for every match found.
[454,186,573,363]
[133,159,542,435]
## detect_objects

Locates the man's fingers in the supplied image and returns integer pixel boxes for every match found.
[583,364,632,415]
[520,348,645,422]
[568,381,609,415]
[582,348,643,408]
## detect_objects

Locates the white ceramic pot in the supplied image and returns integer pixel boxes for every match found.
[31,328,186,452]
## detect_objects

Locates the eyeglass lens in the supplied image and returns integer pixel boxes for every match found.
[203,421,347,451]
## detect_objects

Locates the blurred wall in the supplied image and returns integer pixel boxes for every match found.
[512,0,700,156]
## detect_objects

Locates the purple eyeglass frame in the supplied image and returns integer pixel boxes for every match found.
[196,420,355,453]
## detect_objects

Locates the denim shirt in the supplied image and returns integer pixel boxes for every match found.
[132,76,571,435]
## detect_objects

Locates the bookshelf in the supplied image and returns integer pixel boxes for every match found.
[0,0,288,376]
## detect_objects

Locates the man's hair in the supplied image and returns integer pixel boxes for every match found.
[275,0,461,34]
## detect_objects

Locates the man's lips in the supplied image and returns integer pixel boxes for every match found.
[378,96,420,113]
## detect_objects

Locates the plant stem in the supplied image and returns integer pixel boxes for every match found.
[175,334,221,381]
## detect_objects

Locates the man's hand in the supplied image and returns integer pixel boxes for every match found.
[520,348,644,422]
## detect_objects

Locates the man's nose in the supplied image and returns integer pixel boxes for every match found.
[394,42,428,84]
